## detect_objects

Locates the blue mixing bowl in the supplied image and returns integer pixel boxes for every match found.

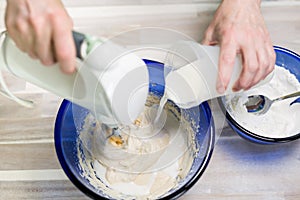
[54,59,215,199]
[219,46,300,144]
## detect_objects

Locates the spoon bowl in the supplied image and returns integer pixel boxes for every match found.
[245,91,300,115]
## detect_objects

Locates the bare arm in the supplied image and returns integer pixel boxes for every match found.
[202,0,275,93]
[5,0,76,73]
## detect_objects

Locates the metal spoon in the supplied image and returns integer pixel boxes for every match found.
[244,91,300,115]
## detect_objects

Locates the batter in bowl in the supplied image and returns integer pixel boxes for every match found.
[76,95,198,199]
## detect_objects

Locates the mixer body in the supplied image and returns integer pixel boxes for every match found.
[0,31,149,127]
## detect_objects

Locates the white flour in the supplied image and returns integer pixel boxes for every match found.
[224,66,300,138]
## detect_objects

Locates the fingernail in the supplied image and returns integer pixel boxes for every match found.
[232,81,240,92]
[216,79,226,94]
[63,66,76,74]
[217,86,225,94]
[232,84,240,92]
[43,59,55,66]
[29,52,38,59]
[232,87,238,92]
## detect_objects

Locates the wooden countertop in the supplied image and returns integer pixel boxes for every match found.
[0,90,299,200]
[0,1,299,199]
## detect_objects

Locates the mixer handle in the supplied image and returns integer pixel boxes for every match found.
[72,31,86,60]
[72,31,103,60]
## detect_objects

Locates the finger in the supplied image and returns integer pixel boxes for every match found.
[17,25,38,59]
[7,17,37,57]
[201,26,217,45]
[251,40,275,87]
[32,18,55,66]
[234,45,259,91]
[266,42,276,75]
[52,15,75,74]
[5,5,38,58]
[252,45,269,86]
[5,4,25,51]
[217,39,237,93]
[201,27,212,45]
[28,51,38,59]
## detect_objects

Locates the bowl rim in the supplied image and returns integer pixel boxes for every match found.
[218,46,300,144]
[159,100,215,200]
[54,100,103,199]
[54,59,216,199]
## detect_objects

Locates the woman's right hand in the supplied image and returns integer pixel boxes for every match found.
[5,0,76,74]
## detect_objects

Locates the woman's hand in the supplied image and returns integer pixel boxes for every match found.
[5,0,76,73]
[202,0,275,93]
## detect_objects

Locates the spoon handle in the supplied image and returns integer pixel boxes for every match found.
[275,91,300,101]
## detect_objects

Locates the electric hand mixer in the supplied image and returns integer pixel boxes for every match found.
[0,31,149,137]
[0,31,275,159]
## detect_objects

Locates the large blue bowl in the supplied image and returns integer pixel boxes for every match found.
[219,46,300,144]
[54,59,215,199]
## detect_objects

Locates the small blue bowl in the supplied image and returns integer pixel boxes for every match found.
[219,46,300,144]
[54,59,215,199]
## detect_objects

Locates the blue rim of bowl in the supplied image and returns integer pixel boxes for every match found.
[54,100,102,199]
[54,59,215,199]
[219,46,300,144]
